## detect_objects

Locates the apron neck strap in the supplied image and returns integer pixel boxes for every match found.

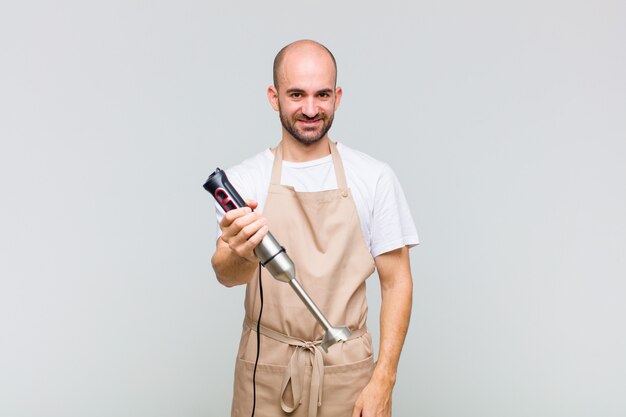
[270,140,348,189]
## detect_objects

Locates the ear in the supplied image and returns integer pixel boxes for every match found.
[267,85,279,111]
[334,86,343,110]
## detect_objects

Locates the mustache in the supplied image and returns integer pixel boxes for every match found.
[297,113,326,121]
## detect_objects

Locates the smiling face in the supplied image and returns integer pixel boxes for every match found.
[268,41,342,146]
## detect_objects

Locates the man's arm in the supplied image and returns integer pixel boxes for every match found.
[352,245,413,417]
[211,201,269,287]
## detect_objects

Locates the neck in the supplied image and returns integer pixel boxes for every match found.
[279,135,332,162]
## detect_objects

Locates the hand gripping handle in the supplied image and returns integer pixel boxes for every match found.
[203,168,288,272]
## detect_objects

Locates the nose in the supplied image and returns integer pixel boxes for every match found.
[301,97,318,118]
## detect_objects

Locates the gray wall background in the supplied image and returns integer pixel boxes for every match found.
[1,1,625,416]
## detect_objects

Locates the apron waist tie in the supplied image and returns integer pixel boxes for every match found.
[244,317,366,417]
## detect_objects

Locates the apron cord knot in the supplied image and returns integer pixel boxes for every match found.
[279,343,325,417]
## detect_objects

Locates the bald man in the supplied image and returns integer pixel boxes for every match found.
[211,40,418,417]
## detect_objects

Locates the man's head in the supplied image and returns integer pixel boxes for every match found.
[268,40,342,146]
[272,41,337,89]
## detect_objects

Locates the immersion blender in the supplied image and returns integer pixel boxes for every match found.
[204,168,351,352]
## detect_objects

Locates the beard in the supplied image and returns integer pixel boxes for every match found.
[278,106,335,145]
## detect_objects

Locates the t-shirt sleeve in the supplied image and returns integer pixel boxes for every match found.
[370,164,419,257]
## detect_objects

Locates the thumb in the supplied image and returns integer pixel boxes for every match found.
[245,199,259,210]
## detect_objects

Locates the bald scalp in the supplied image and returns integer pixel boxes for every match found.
[272,40,337,90]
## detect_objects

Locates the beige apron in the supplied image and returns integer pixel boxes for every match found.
[231,141,376,417]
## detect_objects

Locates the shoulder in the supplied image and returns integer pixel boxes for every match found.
[223,148,274,201]
[336,142,394,186]
[226,148,273,176]
[225,148,273,183]
[336,142,386,169]
[336,142,401,221]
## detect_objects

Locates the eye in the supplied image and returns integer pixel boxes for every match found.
[290,92,302,98]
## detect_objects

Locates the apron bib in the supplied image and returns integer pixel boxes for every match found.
[231,141,376,417]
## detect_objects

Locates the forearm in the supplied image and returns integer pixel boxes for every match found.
[211,243,258,287]
[373,276,412,385]
[372,247,413,385]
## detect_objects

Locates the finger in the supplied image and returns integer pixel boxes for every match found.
[221,210,256,237]
[246,225,269,248]
[221,206,252,227]
[229,217,267,249]
[232,225,268,261]
[245,199,259,209]
[226,216,265,247]
[230,212,262,234]
[238,218,269,241]
[351,403,363,417]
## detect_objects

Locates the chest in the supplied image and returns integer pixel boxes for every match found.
[254,162,374,253]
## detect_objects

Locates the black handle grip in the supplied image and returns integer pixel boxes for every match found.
[203,168,248,212]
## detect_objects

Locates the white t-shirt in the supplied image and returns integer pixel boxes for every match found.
[215,142,419,258]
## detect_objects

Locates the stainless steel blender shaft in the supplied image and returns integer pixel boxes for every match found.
[255,232,351,353]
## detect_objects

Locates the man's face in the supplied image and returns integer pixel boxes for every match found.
[269,48,342,145]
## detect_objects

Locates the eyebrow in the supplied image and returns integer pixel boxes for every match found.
[285,88,334,95]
